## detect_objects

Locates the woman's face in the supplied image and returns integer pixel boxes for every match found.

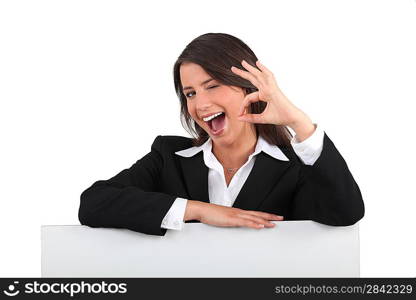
[180,62,255,147]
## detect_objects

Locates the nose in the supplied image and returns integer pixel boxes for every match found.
[195,92,213,115]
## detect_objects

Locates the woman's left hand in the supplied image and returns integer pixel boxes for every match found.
[231,60,308,129]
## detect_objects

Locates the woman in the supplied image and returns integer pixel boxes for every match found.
[79,33,364,236]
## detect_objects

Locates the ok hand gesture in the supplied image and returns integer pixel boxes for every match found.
[231,60,316,141]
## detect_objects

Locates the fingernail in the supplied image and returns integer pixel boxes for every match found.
[258,224,264,228]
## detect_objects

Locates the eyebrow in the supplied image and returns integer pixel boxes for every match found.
[182,78,214,91]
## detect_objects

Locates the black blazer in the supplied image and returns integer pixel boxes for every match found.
[78,133,364,236]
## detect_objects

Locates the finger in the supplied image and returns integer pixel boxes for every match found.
[239,213,280,227]
[237,218,267,229]
[230,65,260,88]
[237,214,275,228]
[237,113,265,124]
[244,210,284,221]
[255,60,274,78]
[238,91,260,116]
[242,60,271,87]
[232,207,284,220]
[241,59,263,77]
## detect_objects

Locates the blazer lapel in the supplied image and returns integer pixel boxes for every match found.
[232,152,293,210]
[177,153,210,203]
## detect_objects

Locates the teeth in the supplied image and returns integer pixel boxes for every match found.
[203,112,223,122]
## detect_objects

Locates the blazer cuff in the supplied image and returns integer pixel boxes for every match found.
[160,197,188,230]
[290,123,325,165]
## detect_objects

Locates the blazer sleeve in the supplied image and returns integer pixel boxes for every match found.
[78,135,176,236]
[291,133,365,226]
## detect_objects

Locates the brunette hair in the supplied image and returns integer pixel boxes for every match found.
[173,33,293,147]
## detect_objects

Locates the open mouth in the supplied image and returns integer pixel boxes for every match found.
[206,112,226,135]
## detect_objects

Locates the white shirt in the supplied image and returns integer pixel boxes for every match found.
[160,124,325,230]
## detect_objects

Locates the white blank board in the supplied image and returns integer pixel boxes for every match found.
[41,221,360,277]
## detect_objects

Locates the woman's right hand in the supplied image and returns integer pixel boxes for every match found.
[184,200,284,229]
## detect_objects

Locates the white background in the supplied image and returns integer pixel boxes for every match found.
[0,0,415,277]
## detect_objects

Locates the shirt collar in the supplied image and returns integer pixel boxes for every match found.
[175,135,289,161]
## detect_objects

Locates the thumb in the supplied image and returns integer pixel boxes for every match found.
[237,113,265,124]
